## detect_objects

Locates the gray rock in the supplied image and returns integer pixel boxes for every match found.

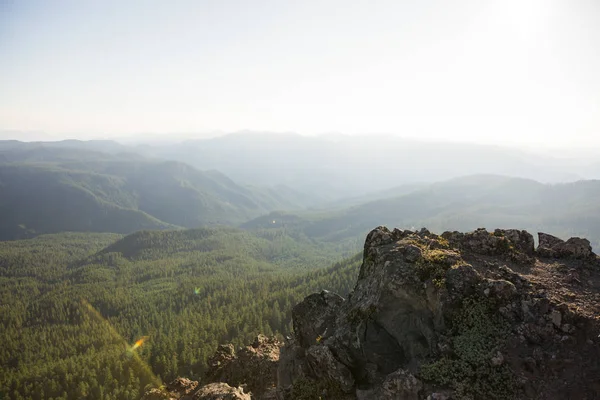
[403,244,423,263]
[292,290,344,348]
[537,233,595,259]
[277,226,600,400]
[497,229,535,255]
[551,310,562,328]
[563,237,594,259]
[446,263,482,297]
[305,345,355,393]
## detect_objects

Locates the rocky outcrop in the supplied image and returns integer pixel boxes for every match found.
[141,378,250,400]
[537,232,595,259]
[279,227,600,400]
[141,335,279,400]
[205,335,281,399]
[143,227,600,400]
[194,383,251,400]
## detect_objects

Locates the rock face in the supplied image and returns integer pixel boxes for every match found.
[292,290,344,348]
[537,232,595,259]
[279,227,600,400]
[205,335,281,399]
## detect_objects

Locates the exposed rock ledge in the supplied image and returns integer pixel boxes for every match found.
[145,227,600,400]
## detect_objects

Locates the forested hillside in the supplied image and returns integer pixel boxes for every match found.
[0,144,317,240]
[0,228,360,400]
[247,175,600,248]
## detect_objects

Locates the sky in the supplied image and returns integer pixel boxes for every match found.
[0,0,599,148]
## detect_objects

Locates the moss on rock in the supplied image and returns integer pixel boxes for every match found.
[420,296,517,400]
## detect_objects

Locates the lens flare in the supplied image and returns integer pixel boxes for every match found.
[80,299,162,388]
[130,336,149,351]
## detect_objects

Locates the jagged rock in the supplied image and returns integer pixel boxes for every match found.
[445,263,481,297]
[442,228,537,264]
[537,233,595,259]
[563,237,595,259]
[170,378,200,397]
[442,228,510,255]
[497,229,535,255]
[292,290,344,348]
[538,232,566,250]
[192,383,250,400]
[141,378,199,400]
[305,345,355,393]
[205,335,281,398]
[141,381,251,400]
[207,345,236,379]
[279,226,600,400]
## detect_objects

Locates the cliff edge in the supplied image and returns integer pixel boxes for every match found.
[144,227,600,399]
[279,227,600,399]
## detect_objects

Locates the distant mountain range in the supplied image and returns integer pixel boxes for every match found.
[2,137,600,247]
[243,174,600,248]
[0,143,319,240]
[6,133,600,201]
[134,132,600,199]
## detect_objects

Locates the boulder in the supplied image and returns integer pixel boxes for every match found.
[497,229,535,255]
[292,290,344,348]
[537,233,595,259]
[205,335,281,398]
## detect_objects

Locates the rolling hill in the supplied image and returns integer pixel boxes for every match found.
[244,175,600,248]
[138,132,593,200]
[0,145,318,240]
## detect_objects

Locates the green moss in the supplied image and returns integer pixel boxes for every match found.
[424,249,450,264]
[436,237,450,248]
[290,377,345,400]
[420,297,517,400]
[416,249,461,285]
[432,277,446,288]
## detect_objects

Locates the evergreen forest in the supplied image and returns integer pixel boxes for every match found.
[0,227,361,400]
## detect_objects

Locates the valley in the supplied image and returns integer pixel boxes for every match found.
[2,139,600,400]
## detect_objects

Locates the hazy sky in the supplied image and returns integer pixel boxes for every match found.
[1,0,599,147]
